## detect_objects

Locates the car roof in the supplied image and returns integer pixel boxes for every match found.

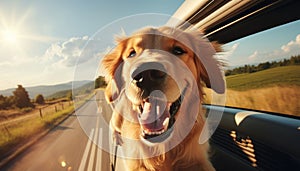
[168,0,300,44]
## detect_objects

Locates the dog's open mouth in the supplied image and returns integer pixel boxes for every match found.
[137,95,182,143]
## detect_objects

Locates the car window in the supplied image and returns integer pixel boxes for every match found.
[205,19,300,117]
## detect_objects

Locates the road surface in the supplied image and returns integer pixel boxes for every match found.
[2,91,117,171]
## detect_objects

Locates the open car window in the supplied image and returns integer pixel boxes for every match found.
[204,19,300,117]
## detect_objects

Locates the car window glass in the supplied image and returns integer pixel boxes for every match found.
[205,20,300,117]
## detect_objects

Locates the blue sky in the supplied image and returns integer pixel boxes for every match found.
[223,20,300,66]
[0,0,299,90]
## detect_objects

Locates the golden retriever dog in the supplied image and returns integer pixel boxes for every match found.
[101,26,224,171]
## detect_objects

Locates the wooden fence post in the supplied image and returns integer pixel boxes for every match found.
[39,108,43,118]
[3,124,11,136]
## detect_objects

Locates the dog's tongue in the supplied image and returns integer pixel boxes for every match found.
[139,98,170,132]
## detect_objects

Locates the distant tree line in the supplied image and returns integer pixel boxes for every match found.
[0,85,46,110]
[225,55,300,76]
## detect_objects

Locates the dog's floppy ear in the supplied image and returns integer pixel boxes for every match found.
[101,42,125,103]
[193,40,225,94]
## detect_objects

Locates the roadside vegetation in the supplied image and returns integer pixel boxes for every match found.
[0,104,74,157]
[225,55,300,76]
[0,74,107,166]
[205,65,300,116]
[226,66,300,90]
[0,85,34,110]
[225,86,299,116]
[205,85,300,116]
[0,79,102,162]
[0,100,74,160]
[221,55,300,116]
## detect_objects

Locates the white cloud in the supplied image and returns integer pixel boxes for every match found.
[230,43,239,53]
[0,35,110,89]
[38,36,111,86]
[220,43,239,61]
[0,37,86,88]
[42,36,105,67]
[281,34,300,53]
[247,34,300,64]
[43,43,62,63]
[248,51,258,61]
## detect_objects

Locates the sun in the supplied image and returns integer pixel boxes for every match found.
[2,29,18,44]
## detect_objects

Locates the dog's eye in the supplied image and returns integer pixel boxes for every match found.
[128,49,136,58]
[172,46,186,55]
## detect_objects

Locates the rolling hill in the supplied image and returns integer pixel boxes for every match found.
[46,81,95,99]
[205,66,300,115]
[0,80,92,99]
[226,65,300,90]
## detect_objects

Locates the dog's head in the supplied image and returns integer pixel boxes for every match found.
[101,26,224,144]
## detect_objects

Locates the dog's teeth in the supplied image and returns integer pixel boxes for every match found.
[158,129,165,134]
[142,129,166,136]
[163,118,169,131]
[144,129,151,135]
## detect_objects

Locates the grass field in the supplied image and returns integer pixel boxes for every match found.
[205,65,300,116]
[204,85,300,116]
[0,105,74,158]
[0,92,96,161]
[226,66,300,91]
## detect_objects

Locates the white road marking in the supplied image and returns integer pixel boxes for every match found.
[78,129,94,171]
[87,118,99,171]
[78,97,110,170]
[96,128,103,171]
[97,106,103,113]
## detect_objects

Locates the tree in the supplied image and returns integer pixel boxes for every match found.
[0,95,15,109]
[35,94,45,104]
[13,85,34,108]
[0,95,7,109]
[224,54,300,76]
[95,76,107,89]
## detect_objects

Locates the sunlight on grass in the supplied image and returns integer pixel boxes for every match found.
[204,66,300,116]
[204,85,300,116]
[0,105,74,156]
[226,66,300,91]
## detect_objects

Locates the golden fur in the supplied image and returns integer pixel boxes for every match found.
[101,26,224,171]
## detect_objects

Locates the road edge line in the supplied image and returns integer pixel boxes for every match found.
[0,110,75,169]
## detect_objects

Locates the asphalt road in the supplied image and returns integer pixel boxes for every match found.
[2,91,115,171]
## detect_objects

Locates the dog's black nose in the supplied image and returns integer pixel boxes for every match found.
[133,69,166,82]
[132,63,167,89]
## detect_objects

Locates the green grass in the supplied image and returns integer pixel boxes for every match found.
[0,105,74,158]
[226,66,300,91]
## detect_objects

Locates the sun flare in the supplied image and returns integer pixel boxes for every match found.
[2,29,18,44]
